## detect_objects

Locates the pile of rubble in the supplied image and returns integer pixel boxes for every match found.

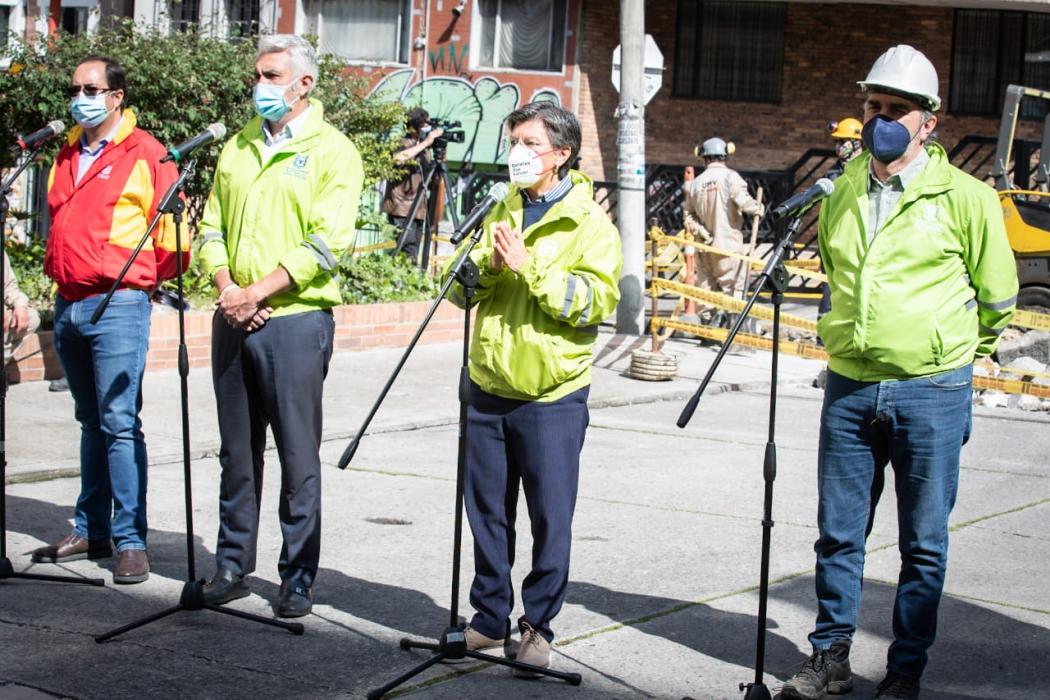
[975,325,1050,412]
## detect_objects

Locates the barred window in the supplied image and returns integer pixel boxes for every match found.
[672,0,786,103]
[305,0,412,63]
[950,9,1050,119]
[475,0,567,72]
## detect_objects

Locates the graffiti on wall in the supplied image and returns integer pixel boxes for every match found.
[370,68,562,166]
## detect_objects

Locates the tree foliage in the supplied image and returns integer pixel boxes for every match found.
[0,23,405,197]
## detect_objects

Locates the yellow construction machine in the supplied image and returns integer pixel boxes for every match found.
[992,85,1050,308]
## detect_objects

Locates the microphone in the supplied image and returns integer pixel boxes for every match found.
[10,120,65,152]
[449,182,510,244]
[160,123,227,163]
[770,178,835,220]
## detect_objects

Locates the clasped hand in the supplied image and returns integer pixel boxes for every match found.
[491,222,528,273]
[218,285,272,333]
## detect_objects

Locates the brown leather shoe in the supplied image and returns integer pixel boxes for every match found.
[113,549,149,584]
[31,533,112,563]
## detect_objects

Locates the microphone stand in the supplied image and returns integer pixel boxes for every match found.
[1,146,104,586]
[94,157,302,641]
[337,220,582,699]
[677,214,806,700]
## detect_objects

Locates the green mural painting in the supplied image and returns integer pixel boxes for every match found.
[369,68,562,167]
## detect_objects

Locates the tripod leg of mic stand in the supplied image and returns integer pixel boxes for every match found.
[0,560,105,586]
[463,650,583,685]
[206,605,304,635]
[367,651,448,700]
[95,604,185,643]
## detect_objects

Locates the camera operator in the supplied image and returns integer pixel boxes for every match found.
[381,107,443,260]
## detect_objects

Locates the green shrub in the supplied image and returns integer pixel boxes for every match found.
[1,25,439,307]
[338,252,439,305]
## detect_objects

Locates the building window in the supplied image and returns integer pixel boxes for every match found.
[61,6,89,33]
[950,9,1050,119]
[304,0,411,63]
[1,6,10,40]
[225,0,259,38]
[475,0,567,72]
[672,0,786,102]
[168,0,200,33]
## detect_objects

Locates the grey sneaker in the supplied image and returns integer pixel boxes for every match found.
[512,622,551,678]
[781,642,852,699]
[875,671,920,699]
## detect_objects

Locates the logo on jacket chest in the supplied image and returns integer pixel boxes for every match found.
[98,165,113,180]
[283,154,310,180]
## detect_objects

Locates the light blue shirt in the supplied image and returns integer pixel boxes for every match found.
[867,147,930,244]
[260,105,311,159]
[76,117,123,185]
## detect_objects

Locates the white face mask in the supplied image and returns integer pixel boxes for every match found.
[507,143,547,187]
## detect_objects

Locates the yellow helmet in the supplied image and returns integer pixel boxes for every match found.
[827,117,863,140]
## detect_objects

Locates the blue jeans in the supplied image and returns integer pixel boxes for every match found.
[53,290,151,552]
[809,364,973,678]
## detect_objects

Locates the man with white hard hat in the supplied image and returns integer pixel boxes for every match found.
[681,136,763,324]
[781,45,1018,700]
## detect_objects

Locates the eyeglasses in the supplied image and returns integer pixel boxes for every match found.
[67,85,112,98]
[504,137,553,150]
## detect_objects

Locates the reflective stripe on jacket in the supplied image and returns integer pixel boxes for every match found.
[818,143,1018,381]
[45,110,187,300]
[444,170,623,401]
[198,99,364,316]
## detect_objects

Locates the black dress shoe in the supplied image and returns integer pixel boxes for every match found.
[202,567,249,605]
[276,580,312,618]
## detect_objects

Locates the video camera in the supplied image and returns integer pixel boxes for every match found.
[421,118,466,146]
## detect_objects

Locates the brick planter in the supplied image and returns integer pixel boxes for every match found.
[5,299,462,384]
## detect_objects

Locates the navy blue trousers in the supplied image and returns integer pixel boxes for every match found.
[464,381,590,643]
[211,309,334,589]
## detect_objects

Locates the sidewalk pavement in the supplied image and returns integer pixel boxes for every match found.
[2,322,1048,699]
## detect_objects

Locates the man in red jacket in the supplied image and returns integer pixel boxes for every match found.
[30,55,188,584]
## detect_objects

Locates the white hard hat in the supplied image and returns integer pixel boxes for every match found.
[858,44,941,112]
[699,137,734,158]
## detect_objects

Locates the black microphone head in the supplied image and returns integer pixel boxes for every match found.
[207,123,227,140]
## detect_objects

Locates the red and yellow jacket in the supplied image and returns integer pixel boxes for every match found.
[45,109,190,300]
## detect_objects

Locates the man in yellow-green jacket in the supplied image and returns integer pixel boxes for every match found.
[782,46,1017,700]
[443,102,622,675]
[196,35,363,618]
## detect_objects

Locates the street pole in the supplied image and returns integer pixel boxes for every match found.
[615,0,646,335]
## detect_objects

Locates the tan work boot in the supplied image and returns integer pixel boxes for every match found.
[512,622,551,678]
[443,625,513,664]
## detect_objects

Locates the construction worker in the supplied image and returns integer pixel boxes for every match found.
[825,117,864,180]
[681,137,764,326]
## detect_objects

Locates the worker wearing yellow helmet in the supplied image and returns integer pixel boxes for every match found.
[826,117,864,178]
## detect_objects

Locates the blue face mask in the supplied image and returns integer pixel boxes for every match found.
[862,114,918,163]
[253,81,299,122]
[70,92,113,128]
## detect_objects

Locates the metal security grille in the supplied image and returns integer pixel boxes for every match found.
[226,0,259,38]
[168,0,201,33]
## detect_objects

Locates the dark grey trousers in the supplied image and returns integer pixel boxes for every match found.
[211,309,334,588]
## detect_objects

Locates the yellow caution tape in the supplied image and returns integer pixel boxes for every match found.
[651,278,818,332]
[350,240,397,254]
[651,317,1050,398]
[1013,308,1050,332]
[651,229,826,283]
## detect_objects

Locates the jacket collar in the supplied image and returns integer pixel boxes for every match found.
[502,170,596,233]
[843,142,953,199]
[66,108,138,149]
[240,98,326,154]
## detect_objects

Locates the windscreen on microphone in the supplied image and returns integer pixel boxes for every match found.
[449,181,510,245]
[161,123,227,163]
[770,178,835,220]
[12,120,65,152]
